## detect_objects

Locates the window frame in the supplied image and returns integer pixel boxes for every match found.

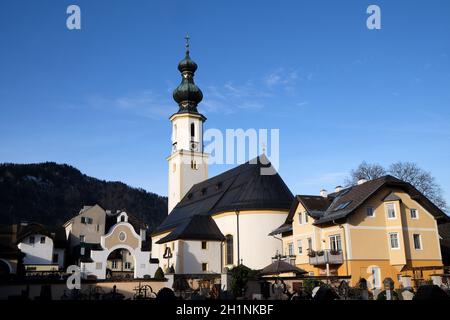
[307,237,313,250]
[288,242,294,256]
[40,236,46,244]
[329,234,342,252]
[29,236,35,244]
[386,203,397,219]
[79,235,85,243]
[298,212,302,225]
[297,239,303,254]
[201,241,208,250]
[413,234,422,250]
[410,208,419,220]
[388,232,400,250]
[225,235,234,265]
[201,262,208,272]
[366,207,375,218]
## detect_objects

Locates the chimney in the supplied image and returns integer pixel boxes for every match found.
[335,185,343,193]
[320,189,328,198]
[357,178,368,185]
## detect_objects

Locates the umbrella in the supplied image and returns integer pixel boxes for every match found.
[260,260,307,276]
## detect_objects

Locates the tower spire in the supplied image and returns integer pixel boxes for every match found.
[172,36,203,114]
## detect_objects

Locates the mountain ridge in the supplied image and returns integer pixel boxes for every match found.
[0,162,167,231]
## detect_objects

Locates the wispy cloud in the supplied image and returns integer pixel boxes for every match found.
[264,68,299,89]
[82,67,310,118]
[87,91,173,119]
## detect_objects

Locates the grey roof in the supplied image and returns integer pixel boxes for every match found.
[153,155,294,236]
[156,215,225,244]
[260,260,307,276]
[271,175,447,235]
[268,223,292,236]
[313,175,447,225]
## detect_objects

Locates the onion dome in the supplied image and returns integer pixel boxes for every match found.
[172,36,203,113]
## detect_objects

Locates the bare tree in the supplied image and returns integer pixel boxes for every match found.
[388,162,447,210]
[345,161,386,186]
[346,161,447,211]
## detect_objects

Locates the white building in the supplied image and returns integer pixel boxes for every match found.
[16,223,66,271]
[151,42,294,275]
[64,207,158,279]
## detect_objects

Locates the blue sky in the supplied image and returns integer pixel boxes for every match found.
[1,0,449,203]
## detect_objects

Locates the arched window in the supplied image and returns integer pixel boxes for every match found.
[225,235,233,265]
[190,123,195,139]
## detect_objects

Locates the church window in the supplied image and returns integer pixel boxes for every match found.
[225,235,233,265]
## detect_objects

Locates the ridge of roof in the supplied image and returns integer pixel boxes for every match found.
[154,155,294,235]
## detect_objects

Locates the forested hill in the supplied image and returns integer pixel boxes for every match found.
[0,162,167,231]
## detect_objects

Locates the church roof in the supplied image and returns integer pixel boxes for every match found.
[156,215,225,244]
[153,155,294,236]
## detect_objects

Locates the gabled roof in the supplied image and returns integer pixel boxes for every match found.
[271,175,447,234]
[313,175,447,225]
[154,155,294,235]
[156,215,225,244]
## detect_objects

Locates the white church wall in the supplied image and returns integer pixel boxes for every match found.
[214,211,287,270]
[18,234,54,265]
[180,240,222,274]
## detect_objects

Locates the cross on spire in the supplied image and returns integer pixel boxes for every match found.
[185,34,190,52]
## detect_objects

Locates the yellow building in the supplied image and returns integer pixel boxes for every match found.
[270,175,447,289]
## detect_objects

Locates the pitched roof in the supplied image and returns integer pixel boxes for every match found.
[313,175,447,225]
[154,155,294,235]
[156,215,225,244]
[260,260,307,276]
[272,175,447,234]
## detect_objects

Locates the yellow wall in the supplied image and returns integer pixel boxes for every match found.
[283,186,443,287]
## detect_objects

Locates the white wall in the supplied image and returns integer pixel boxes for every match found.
[18,234,54,265]
[214,211,287,270]
[83,246,157,280]
[179,240,222,274]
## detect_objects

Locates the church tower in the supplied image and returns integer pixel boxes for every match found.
[167,37,209,213]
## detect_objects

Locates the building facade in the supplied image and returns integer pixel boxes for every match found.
[271,176,446,288]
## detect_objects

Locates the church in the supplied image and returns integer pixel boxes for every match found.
[151,40,294,274]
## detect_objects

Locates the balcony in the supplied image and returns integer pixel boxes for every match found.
[308,249,343,266]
